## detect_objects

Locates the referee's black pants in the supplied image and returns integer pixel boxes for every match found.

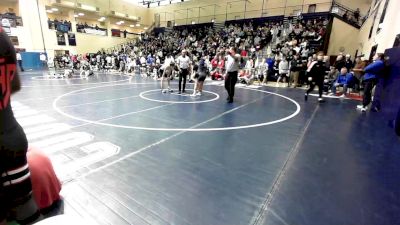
[179,68,189,92]
[306,80,323,98]
[225,71,238,102]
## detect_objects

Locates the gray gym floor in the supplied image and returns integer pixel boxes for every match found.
[13,71,400,225]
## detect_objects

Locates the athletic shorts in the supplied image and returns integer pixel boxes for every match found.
[279,73,288,78]
[0,124,36,222]
[198,75,207,82]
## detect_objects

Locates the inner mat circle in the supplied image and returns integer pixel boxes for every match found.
[139,89,220,104]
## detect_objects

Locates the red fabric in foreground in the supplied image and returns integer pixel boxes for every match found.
[27,148,61,210]
[347,93,363,101]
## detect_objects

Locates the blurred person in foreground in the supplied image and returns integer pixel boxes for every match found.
[0,26,40,225]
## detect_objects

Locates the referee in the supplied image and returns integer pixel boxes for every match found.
[176,50,190,94]
[225,47,240,103]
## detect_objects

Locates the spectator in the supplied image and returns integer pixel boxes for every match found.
[354,8,360,22]
[345,54,353,71]
[290,54,302,87]
[357,53,385,112]
[343,11,348,20]
[334,54,345,72]
[352,56,366,80]
[277,57,289,87]
[323,55,330,68]
[40,53,47,69]
[330,67,353,97]
[47,18,52,29]
[265,56,275,82]
[16,51,24,71]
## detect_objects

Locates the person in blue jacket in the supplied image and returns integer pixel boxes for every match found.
[357,53,385,112]
[266,56,275,82]
[330,67,353,97]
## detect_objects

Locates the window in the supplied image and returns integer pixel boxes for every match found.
[67,33,76,46]
[308,4,316,13]
[56,32,66,45]
[368,2,381,39]
[369,44,378,61]
[377,0,390,33]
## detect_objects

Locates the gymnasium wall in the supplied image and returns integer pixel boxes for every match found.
[11,0,144,57]
[356,0,400,57]
[150,0,333,26]
[334,0,371,15]
[0,1,19,15]
[327,17,359,57]
[42,29,136,58]
[9,0,397,62]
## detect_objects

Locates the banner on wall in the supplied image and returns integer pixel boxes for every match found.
[111,29,121,37]
[83,28,107,36]
[56,32,66,46]
[9,36,19,46]
[68,33,76,46]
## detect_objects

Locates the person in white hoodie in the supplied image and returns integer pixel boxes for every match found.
[276,57,289,87]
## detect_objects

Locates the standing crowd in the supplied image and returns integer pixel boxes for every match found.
[51,15,385,108]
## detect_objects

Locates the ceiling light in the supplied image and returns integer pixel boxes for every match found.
[130,25,134,27]
[136,24,140,27]
[192,21,196,24]
[159,1,169,6]
[51,8,58,11]
[74,14,79,17]
[81,4,96,11]
[211,19,215,23]
[78,12,84,16]
[144,27,148,30]
[119,21,124,24]
[60,0,75,7]
[46,9,53,13]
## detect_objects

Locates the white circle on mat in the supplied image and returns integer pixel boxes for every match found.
[139,89,220,104]
[53,84,301,132]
